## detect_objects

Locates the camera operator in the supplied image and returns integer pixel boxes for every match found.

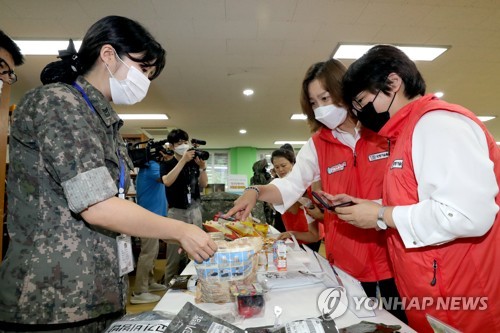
[130,143,169,304]
[160,129,208,285]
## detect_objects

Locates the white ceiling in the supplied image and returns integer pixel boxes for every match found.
[2,0,500,149]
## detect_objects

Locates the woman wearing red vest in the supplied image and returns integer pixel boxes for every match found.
[226,59,406,323]
[334,44,500,332]
[271,147,324,252]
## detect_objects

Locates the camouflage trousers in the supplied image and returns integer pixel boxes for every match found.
[0,311,122,333]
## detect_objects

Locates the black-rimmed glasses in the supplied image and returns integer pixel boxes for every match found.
[352,89,381,113]
[0,57,17,85]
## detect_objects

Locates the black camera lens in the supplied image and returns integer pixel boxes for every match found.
[195,150,210,160]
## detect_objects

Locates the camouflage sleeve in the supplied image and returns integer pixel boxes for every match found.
[24,84,118,211]
[62,166,117,213]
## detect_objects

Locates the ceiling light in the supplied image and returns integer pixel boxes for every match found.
[243,89,254,96]
[291,114,307,120]
[332,44,449,61]
[14,39,82,55]
[274,141,307,145]
[118,114,168,120]
[239,129,247,134]
[434,92,444,98]
[478,116,496,122]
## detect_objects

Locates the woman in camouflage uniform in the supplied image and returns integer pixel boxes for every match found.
[0,16,216,332]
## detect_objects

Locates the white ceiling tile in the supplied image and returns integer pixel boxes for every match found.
[226,0,298,21]
[193,20,258,39]
[151,0,226,20]
[226,39,284,56]
[258,21,322,40]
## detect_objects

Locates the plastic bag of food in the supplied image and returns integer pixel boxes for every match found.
[194,237,263,303]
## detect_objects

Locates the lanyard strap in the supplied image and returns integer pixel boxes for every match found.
[73,81,126,198]
[116,148,126,199]
[72,82,96,113]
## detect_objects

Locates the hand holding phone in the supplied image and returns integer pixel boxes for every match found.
[311,191,355,212]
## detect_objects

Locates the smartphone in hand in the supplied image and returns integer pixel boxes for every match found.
[311,191,355,212]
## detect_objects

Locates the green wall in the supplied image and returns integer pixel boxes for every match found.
[229,147,257,185]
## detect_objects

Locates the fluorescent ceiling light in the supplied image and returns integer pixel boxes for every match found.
[434,92,444,98]
[291,114,307,120]
[118,114,168,120]
[478,116,496,122]
[243,89,254,96]
[274,141,307,145]
[332,44,449,61]
[239,129,247,134]
[14,40,82,55]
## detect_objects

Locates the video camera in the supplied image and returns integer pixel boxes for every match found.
[189,138,210,161]
[127,138,173,168]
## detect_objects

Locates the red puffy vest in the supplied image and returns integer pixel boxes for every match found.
[312,127,393,282]
[380,95,500,332]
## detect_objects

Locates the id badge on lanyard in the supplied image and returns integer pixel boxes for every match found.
[116,148,134,276]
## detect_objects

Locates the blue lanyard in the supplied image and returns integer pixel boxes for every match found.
[72,82,96,113]
[73,82,126,198]
[116,148,126,198]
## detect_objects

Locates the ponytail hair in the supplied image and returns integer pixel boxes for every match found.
[40,15,166,85]
[40,39,82,84]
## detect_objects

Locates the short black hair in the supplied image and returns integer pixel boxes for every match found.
[0,30,24,66]
[342,44,426,107]
[271,148,296,165]
[167,129,189,144]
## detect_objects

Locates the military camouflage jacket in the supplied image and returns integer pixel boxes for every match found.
[0,76,133,326]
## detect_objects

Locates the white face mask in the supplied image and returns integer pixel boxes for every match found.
[0,80,3,96]
[106,53,151,105]
[313,104,348,129]
[174,143,189,156]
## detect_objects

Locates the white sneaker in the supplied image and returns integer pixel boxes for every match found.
[130,292,161,304]
[149,282,167,292]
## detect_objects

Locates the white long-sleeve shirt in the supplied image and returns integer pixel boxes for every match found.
[272,112,499,249]
[271,126,360,212]
[392,111,498,248]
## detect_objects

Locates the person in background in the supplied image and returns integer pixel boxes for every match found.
[161,129,208,285]
[250,158,276,227]
[0,30,24,93]
[271,147,323,252]
[226,58,406,323]
[0,16,216,332]
[335,44,500,332]
[130,148,171,304]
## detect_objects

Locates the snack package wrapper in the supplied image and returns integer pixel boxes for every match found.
[104,311,174,333]
[165,302,245,333]
[338,321,401,333]
[245,317,339,333]
[203,221,239,240]
[194,237,263,303]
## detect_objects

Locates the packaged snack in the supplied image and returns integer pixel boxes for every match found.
[194,237,263,303]
[165,302,245,333]
[203,221,239,240]
[230,282,266,318]
[104,311,174,333]
[273,240,287,271]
